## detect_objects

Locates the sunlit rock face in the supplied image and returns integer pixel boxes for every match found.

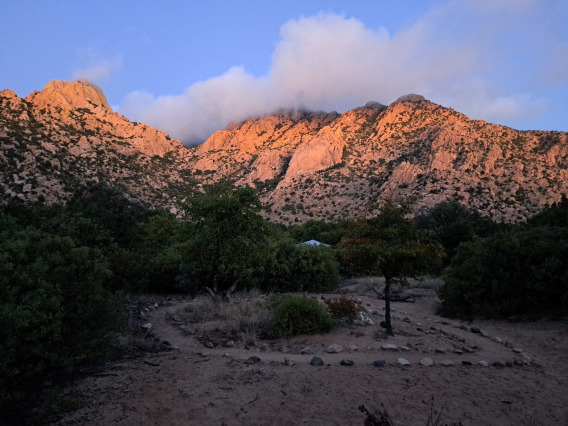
[285,127,346,178]
[194,95,568,224]
[1,80,191,210]
[2,81,568,225]
[26,79,112,111]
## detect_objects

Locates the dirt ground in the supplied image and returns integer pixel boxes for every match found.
[55,278,568,425]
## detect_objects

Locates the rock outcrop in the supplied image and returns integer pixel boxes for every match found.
[189,95,567,224]
[26,79,111,111]
[285,127,346,177]
[1,81,567,224]
[0,80,191,209]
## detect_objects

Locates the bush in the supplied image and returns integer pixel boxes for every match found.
[260,240,340,293]
[438,227,568,319]
[266,294,337,338]
[324,296,359,322]
[415,201,503,264]
[0,224,124,424]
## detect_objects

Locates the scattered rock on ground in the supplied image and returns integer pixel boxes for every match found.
[310,357,324,366]
[381,344,398,351]
[245,356,261,364]
[327,344,343,353]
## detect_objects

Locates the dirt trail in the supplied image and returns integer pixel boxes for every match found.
[56,288,568,426]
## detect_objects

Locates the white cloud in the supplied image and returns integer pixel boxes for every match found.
[120,1,567,145]
[122,66,272,142]
[72,50,122,84]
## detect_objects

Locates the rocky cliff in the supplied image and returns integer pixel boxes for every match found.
[0,80,193,211]
[1,80,567,223]
[190,95,568,224]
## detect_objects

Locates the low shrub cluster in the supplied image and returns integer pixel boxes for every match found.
[0,222,124,423]
[438,197,568,319]
[266,294,338,339]
[324,296,359,322]
[259,240,340,293]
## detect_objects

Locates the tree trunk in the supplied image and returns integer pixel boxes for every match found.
[384,279,393,336]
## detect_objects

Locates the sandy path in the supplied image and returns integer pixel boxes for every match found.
[56,290,568,425]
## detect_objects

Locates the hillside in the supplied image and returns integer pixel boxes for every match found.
[1,81,567,223]
[0,80,194,212]
[193,95,568,224]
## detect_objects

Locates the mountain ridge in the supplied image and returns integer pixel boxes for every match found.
[1,79,567,223]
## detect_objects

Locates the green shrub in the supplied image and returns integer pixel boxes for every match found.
[438,227,568,319]
[324,296,359,322]
[266,294,337,338]
[260,240,340,293]
[0,224,125,424]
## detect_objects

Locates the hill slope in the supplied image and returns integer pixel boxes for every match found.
[1,81,567,223]
[0,81,194,212]
[191,94,568,223]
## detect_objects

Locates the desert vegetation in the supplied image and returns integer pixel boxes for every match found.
[1,184,567,424]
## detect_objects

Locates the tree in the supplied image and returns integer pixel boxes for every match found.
[339,201,445,335]
[260,238,340,293]
[527,195,568,228]
[182,185,270,293]
[415,201,502,263]
[438,226,568,319]
[0,220,124,422]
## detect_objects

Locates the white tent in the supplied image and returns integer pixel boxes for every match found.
[301,239,330,247]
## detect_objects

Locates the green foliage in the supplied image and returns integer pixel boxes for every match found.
[415,201,503,262]
[3,184,186,294]
[287,219,345,245]
[324,296,359,322]
[339,202,445,284]
[0,221,124,423]
[338,201,445,334]
[180,185,341,294]
[527,195,568,227]
[267,294,337,338]
[181,184,270,292]
[259,239,340,293]
[136,210,185,293]
[438,226,568,319]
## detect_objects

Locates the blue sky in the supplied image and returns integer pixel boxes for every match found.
[1,0,567,145]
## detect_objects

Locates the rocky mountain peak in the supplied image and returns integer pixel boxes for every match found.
[363,101,387,109]
[2,80,567,225]
[393,94,426,104]
[25,79,112,112]
[0,89,18,98]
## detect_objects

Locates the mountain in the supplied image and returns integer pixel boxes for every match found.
[1,80,567,223]
[190,94,568,224]
[0,80,193,213]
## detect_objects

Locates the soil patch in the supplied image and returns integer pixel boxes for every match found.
[55,279,568,425]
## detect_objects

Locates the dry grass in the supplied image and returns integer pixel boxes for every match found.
[180,289,271,336]
[406,276,444,290]
[341,276,443,291]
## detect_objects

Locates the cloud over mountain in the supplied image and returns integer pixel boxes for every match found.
[119,1,566,145]
[72,49,123,84]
